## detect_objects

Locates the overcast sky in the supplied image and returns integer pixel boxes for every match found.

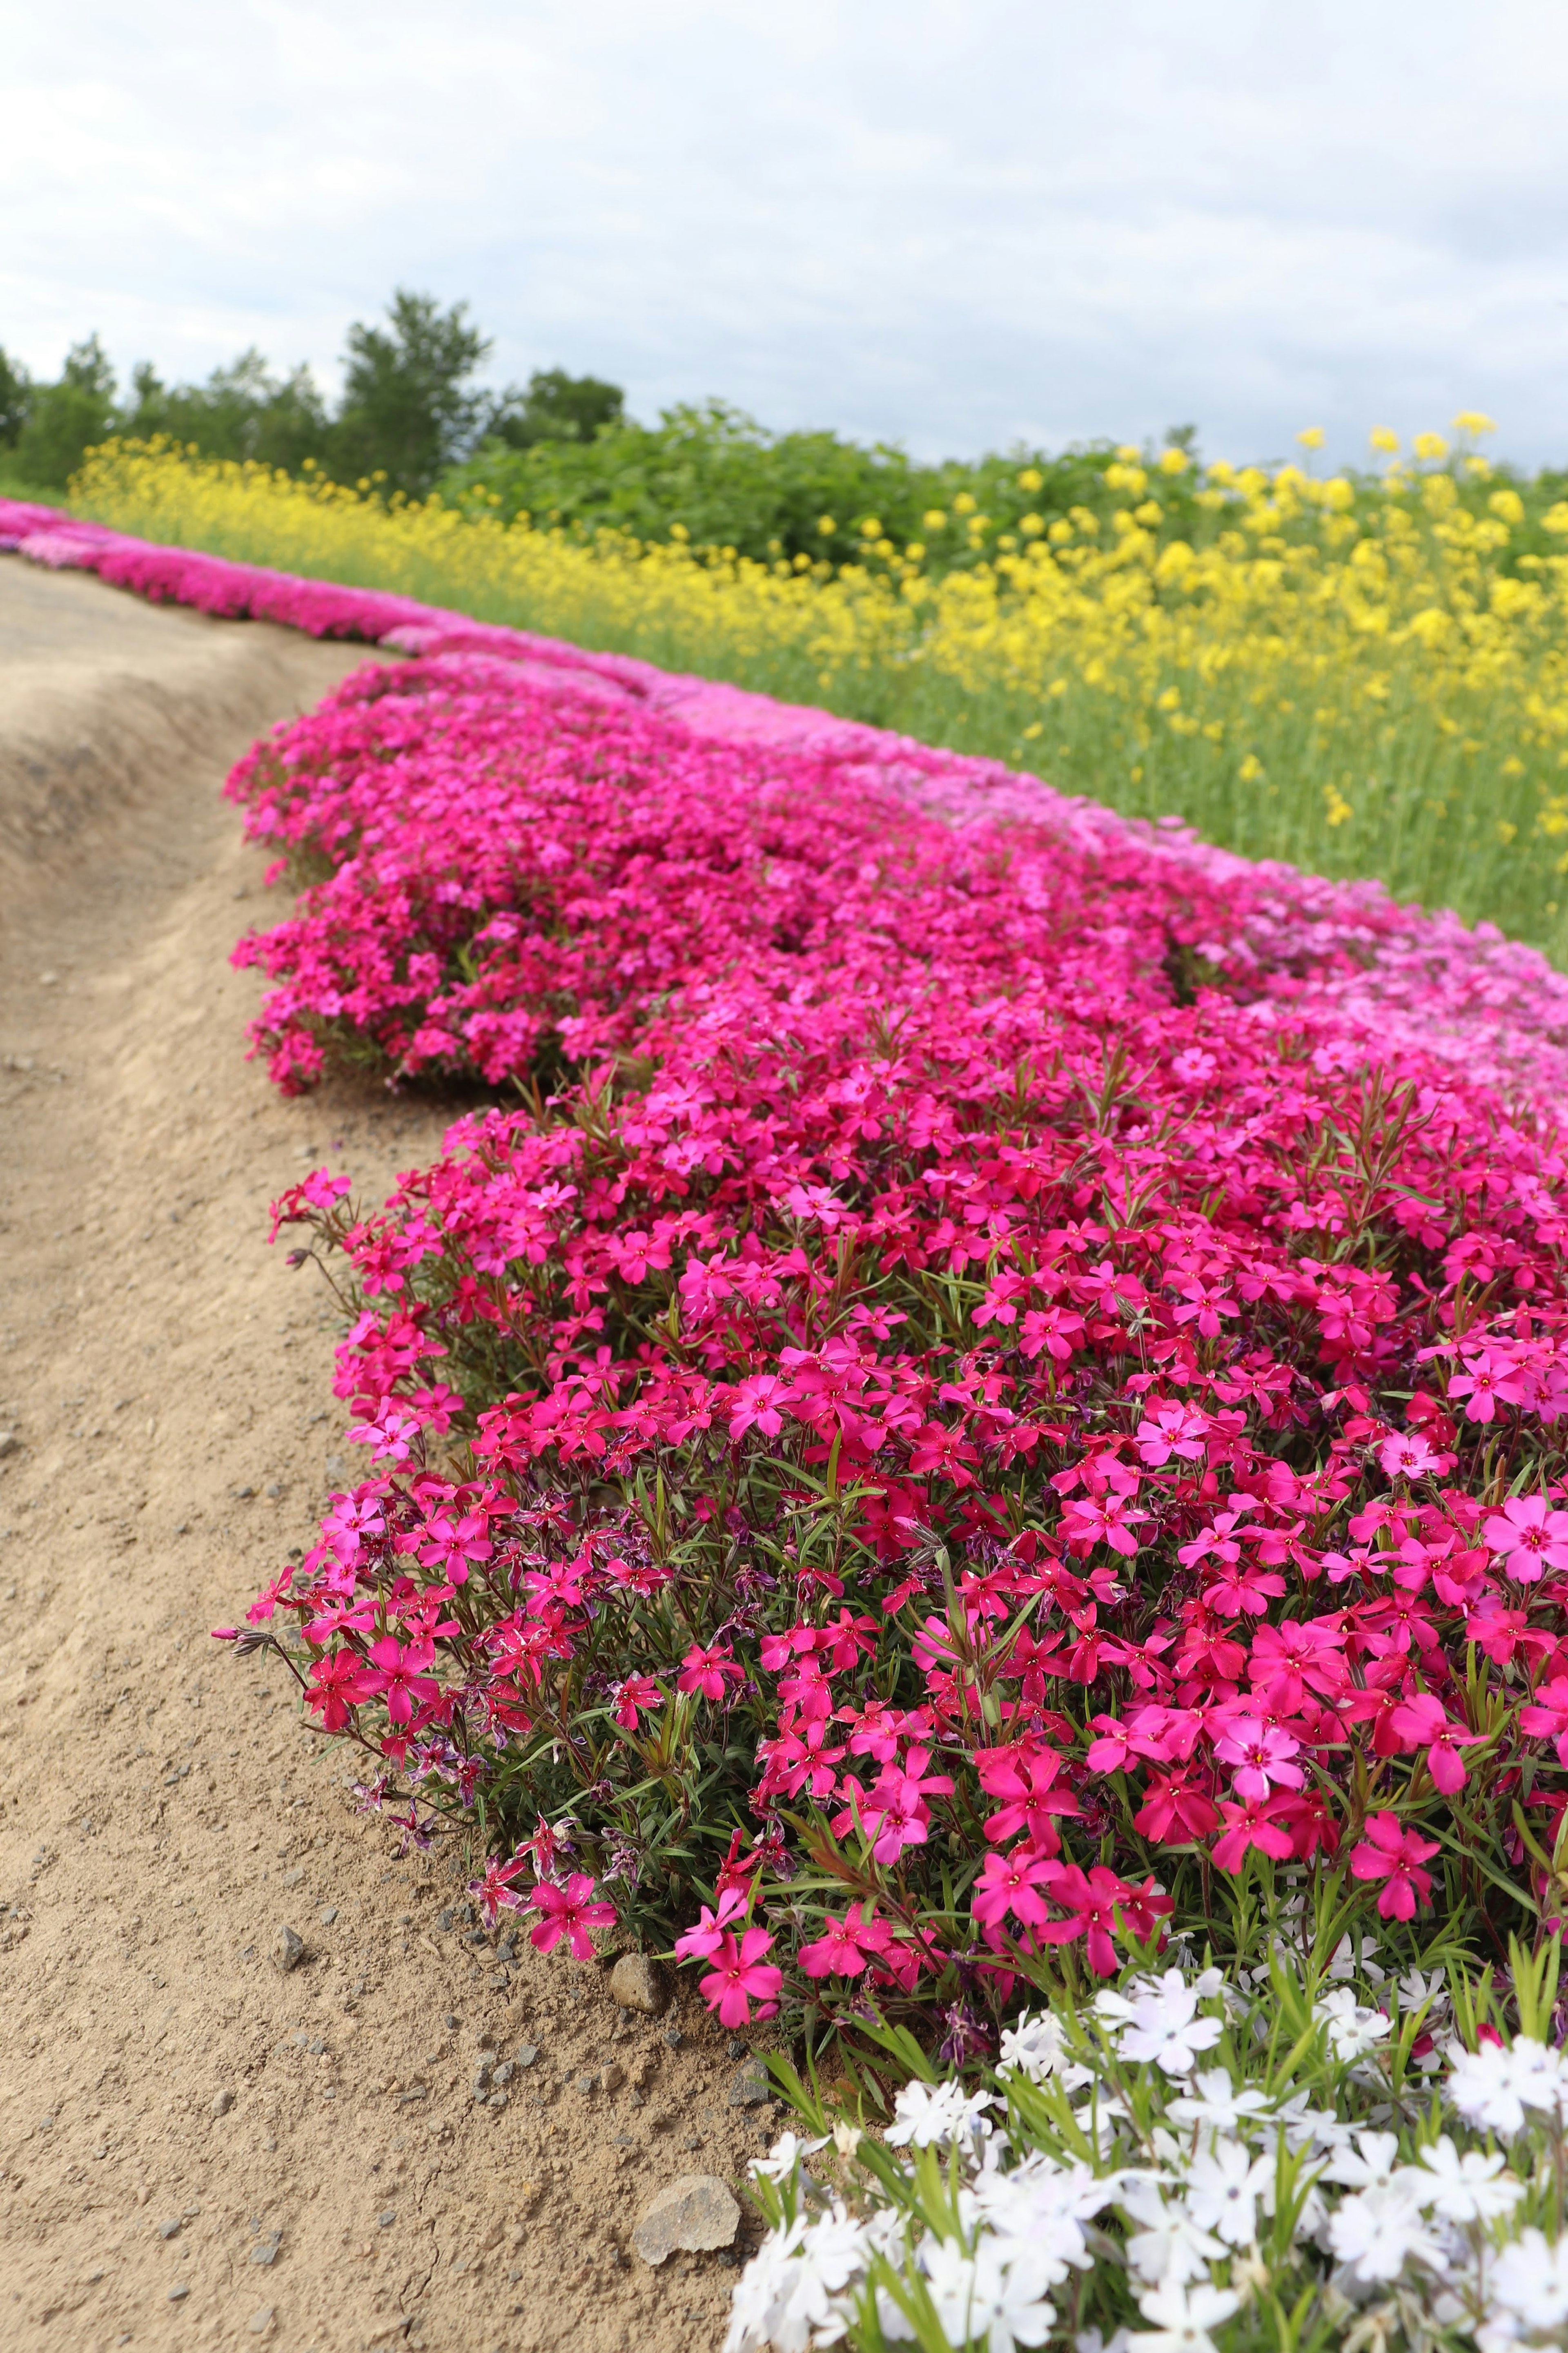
[4,0,1568,468]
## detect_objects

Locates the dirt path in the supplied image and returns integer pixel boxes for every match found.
[0,560,768,2353]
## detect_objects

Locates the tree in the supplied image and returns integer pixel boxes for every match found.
[0,345,30,449]
[14,334,117,488]
[330,289,491,496]
[490,367,624,450]
[125,348,329,471]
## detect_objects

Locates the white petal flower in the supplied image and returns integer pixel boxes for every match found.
[1326,2181,1443,2285]
[1411,2135,1523,2224]
[922,2235,1058,2353]
[1323,2128,1403,2189]
[1120,2179,1227,2286]
[1110,1972,1225,2077]
[1167,2067,1275,2140]
[1486,2228,1568,2333]
[1181,2138,1272,2248]
[1127,2279,1242,2353]
[1314,1985,1392,2061]
[1447,2036,1568,2138]
[749,2130,829,2183]
[886,2078,995,2150]
[727,2210,871,2353]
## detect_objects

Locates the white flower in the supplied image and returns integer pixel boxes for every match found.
[1326,2180,1443,2285]
[1097,1971,1224,2077]
[1314,1985,1392,2062]
[1325,1932,1385,1985]
[1413,2136,1522,2224]
[749,2130,829,2183]
[968,2152,1114,2267]
[724,2206,869,2353]
[1120,2179,1227,2287]
[1323,2128,1403,2190]
[1076,2332,1132,2353]
[998,2009,1090,2090]
[1486,2228,1568,2334]
[1181,2138,1272,2248]
[1447,2036,1568,2137]
[1166,2068,1275,2140]
[1127,2279,1242,2353]
[922,2235,1058,2353]
[885,2078,995,2150]
[1272,2089,1352,2155]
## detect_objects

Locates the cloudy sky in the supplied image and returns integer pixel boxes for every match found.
[4,0,1567,468]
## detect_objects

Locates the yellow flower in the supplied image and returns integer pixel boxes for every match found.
[952,491,977,516]
[1016,467,1043,492]
[1158,447,1190,474]
[1369,427,1400,454]
[1238,753,1263,783]
[1452,410,1497,437]
[817,515,837,535]
[1489,488,1525,527]
[1296,427,1325,450]
[1324,783,1354,827]
[923,509,948,531]
[1412,432,1450,462]
[1115,444,1140,463]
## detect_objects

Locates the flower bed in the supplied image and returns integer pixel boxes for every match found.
[206,646,1568,2040]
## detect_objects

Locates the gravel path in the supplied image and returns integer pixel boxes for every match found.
[0,558,765,2353]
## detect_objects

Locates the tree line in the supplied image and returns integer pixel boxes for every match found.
[0,289,623,496]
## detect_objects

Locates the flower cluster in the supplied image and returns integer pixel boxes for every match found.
[198,645,1568,2040]
[730,1940,1568,2353]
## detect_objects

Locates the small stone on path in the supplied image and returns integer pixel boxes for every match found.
[632,2173,740,2266]
[608,1951,667,2014]
[273,1924,304,1972]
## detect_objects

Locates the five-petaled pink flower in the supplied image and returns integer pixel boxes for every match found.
[526,1872,618,1959]
[1349,1813,1441,1920]
[697,1928,783,2027]
[1214,1716,1305,1801]
[1481,1495,1568,1585]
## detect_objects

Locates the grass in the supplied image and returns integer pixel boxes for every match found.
[51,434,1568,967]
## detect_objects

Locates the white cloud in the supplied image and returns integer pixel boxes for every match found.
[3,0,1567,464]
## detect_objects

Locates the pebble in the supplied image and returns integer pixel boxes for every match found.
[319,1905,339,1925]
[0,1431,18,1459]
[515,2042,539,2067]
[273,1924,305,1973]
[168,2283,190,2302]
[632,2174,740,2266]
[379,2208,397,2228]
[608,1952,668,2015]
[728,2059,773,2107]
[281,1868,304,1889]
[248,2311,275,2339]
[158,2217,183,2239]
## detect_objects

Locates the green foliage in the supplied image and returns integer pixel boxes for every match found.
[439,398,1138,573]
[14,334,117,488]
[125,348,329,473]
[0,343,29,447]
[329,287,492,497]
[489,366,625,450]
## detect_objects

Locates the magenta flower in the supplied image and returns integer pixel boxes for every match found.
[359,1635,439,1727]
[798,1903,893,1978]
[1480,1495,1568,1584]
[697,1928,783,2027]
[1349,1813,1441,1920]
[676,1642,743,1701]
[526,1873,617,1960]
[1213,1716,1305,1801]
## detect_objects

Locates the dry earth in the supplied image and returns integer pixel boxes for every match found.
[0,559,779,2352]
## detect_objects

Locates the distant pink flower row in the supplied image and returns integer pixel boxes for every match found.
[5,492,1568,1119]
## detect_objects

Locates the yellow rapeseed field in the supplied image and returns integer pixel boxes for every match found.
[71,426,1568,961]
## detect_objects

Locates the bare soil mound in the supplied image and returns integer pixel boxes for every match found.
[0,560,766,2352]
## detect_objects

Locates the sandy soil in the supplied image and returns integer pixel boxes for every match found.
[0,560,773,2352]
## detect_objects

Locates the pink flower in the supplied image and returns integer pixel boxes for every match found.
[697,1927,783,2027]
[1388,1691,1484,1793]
[610,1673,665,1730]
[673,1888,748,1963]
[1349,1813,1441,1920]
[1212,1795,1297,1874]
[676,1642,743,1701]
[971,1845,1058,1936]
[1378,1432,1450,1481]
[358,1635,440,1726]
[1481,1494,1568,1584]
[798,1903,893,1978]
[526,1872,618,1959]
[1213,1716,1305,1801]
